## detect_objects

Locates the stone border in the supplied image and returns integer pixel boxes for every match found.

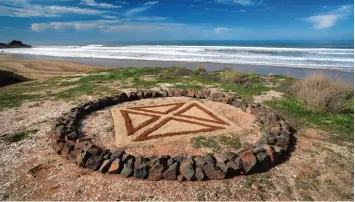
[50,88,293,181]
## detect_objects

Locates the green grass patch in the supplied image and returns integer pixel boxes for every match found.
[191,135,242,152]
[4,129,38,143]
[191,136,221,152]
[266,98,354,141]
[215,135,242,150]
[220,83,269,100]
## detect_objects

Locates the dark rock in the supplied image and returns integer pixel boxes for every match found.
[66,131,78,141]
[162,162,179,180]
[201,90,210,99]
[256,151,268,162]
[134,163,149,179]
[159,90,168,97]
[99,159,112,173]
[214,153,228,163]
[148,161,167,181]
[203,162,225,180]
[55,125,66,140]
[108,158,122,174]
[110,149,125,160]
[136,90,144,99]
[172,88,182,96]
[179,161,195,180]
[253,147,266,154]
[167,158,174,166]
[194,91,202,99]
[121,153,134,163]
[210,92,224,102]
[143,90,153,98]
[127,92,138,100]
[221,96,233,104]
[216,162,233,176]
[120,162,133,177]
[186,89,196,97]
[227,161,240,171]
[239,150,257,173]
[6,40,32,48]
[203,154,216,164]
[85,149,109,171]
[195,167,205,181]
[231,99,243,108]
[194,156,207,168]
[275,132,290,151]
[223,151,237,162]
[254,138,267,148]
[152,91,162,98]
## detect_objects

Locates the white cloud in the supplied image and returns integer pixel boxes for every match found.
[306,14,338,29]
[213,27,229,33]
[103,15,118,19]
[134,16,167,21]
[144,1,159,6]
[214,0,260,6]
[31,20,119,32]
[0,0,107,17]
[80,0,122,8]
[303,4,353,29]
[125,1,159,16]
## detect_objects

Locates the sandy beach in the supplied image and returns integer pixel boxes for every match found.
[0,55,109,80]
[1,53,353,82]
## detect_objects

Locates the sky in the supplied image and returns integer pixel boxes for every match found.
[0,0,354,44]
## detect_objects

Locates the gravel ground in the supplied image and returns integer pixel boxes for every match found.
[0,99,353,201]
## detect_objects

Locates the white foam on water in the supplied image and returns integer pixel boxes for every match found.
[2,45,354,72]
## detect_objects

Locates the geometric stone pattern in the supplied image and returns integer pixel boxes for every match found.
[112,101,233,146]
[50,88,293,181]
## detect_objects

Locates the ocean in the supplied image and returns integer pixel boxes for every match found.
[2,40,354,72]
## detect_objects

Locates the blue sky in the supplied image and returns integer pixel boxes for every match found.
[0,0,353,44]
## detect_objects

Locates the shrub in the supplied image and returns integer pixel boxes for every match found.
[195,66,207,73]
[290,73,353,113]
[220,68,244,83]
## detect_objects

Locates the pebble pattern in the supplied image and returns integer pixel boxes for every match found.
[50,88,293,181]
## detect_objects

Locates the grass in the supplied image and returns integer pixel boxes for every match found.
[266,97,354,141]
[221,83,269,100]
[191,136,221,152]
[4,129,38,143]
[215,135,242,150]
[191,135,242,152]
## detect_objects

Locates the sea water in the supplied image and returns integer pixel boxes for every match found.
[2,40,354,72]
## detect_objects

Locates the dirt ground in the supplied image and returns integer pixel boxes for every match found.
[0,98,353,200]
[0,55,108,79]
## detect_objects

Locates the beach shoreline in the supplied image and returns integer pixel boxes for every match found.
[3,53,353,82]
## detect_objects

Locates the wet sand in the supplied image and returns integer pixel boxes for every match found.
[2,53,354,82]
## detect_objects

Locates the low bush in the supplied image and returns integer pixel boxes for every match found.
[220,68,245,83]
[195,66,207,73]
[290,74,353,113]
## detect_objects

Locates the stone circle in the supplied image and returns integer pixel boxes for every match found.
[50,88,293,181]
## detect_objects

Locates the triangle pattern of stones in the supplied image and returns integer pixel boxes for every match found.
[174,102,229,125]
[127,102,185,115]
[133,117,225,141]
[120,110,160,136]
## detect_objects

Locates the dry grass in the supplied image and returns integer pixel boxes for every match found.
[220,68,244,83]
[195,66,207,72]
[290,73,353,113]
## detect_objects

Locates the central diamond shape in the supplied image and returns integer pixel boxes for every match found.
[111,101,235,147]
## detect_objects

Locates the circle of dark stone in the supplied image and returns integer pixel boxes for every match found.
[50,88,293,181]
